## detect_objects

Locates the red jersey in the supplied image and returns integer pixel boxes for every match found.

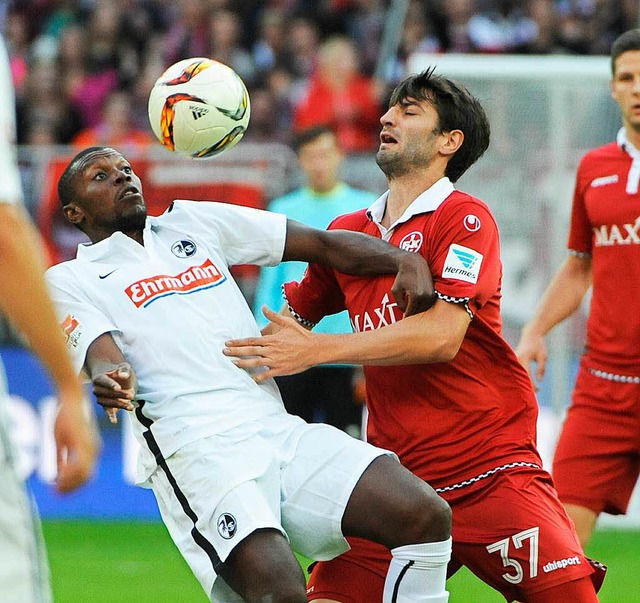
[567,130,640,375]
[285,178,542,491]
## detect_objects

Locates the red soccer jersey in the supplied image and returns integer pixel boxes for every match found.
[285,179,542,490]
[568,135,640,375]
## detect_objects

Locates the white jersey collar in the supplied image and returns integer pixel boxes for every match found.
[366,177,455,229]
[76,221,152,262]
[616,127,640,194]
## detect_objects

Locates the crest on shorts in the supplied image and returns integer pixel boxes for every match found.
[217,513,237,539]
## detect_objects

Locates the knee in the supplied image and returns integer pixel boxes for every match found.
[235,567,308,603]
[402,486,452,544]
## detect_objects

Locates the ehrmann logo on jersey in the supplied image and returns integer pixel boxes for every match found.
[125,259,226,307]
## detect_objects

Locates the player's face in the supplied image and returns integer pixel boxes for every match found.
[298,132,343,193]
[611,50,640,132]
[69,149,147,239]
[376,98,442,179]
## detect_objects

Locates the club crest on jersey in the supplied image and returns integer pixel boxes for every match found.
[171,239,197,258]
[217,513,237,539]
[399,231,423,252]
[60,314,82,348]
[125,259,226,307]
[443,244,483,284]
[463,214,481,232]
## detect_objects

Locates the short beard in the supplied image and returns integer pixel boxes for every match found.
[375,150,411,179]
[113,207,147,233]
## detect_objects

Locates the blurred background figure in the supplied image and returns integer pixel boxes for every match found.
[293,36,383,154]
[252,126,377,437]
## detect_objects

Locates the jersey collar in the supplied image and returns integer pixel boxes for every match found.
[616,127,640,194]
[366,177,455,228]
[76,222,152,262]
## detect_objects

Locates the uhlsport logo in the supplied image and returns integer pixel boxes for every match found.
[399,231,423,253]
[543,556,581,574]
[125,259,226,307]
[463,214,481,232]
[217,513,237,539]
[171,239,197,258]
[442,244,483,284]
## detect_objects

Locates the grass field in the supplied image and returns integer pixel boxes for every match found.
[44,521,639,602]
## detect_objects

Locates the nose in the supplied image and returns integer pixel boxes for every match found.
[114,169,132,184]
[380,107,394,126]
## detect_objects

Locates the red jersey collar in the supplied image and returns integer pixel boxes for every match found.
[366,177,455,228]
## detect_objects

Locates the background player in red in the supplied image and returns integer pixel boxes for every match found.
[225,69,606,602]
[516,29,640,548]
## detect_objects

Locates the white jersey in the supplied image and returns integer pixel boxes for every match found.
[46,200,288,481]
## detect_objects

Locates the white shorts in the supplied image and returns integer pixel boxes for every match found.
[0,400,51,603]
[146,412,392,602]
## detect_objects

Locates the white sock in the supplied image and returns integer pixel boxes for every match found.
[382,538,452,603]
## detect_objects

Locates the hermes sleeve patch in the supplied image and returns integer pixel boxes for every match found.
[442,244,483,284]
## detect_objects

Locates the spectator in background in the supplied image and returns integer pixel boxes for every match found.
[293,36,383,154]
[440,0,476,52]
[253,126,376,436]
[163,0,210,67]
[208,8,257,86]
[345,0,386,76]
[242,85,292,145]
[71,89,154,151]
[282,15,320,85]
[252,7,288,75]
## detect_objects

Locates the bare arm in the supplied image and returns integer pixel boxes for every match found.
[85,333,137,425]
[516,254,592,381]
[228,300,470,380]
[0,204,98,492]
[284,219,435,316]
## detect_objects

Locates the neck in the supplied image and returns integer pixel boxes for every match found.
[383,171,444,228]
[624,124,640,149]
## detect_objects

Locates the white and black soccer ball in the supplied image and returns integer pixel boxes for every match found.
[148,58,251,158]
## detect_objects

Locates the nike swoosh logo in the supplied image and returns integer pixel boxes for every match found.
[99,269,118,279]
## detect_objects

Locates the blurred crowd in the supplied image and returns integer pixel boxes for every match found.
[4,0,638,155]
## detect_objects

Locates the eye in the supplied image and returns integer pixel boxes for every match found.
[93,172,106,180]
[122,166,132,173]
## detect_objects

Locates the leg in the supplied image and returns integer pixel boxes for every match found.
[219,528,307,603]
[343,455,452,603]
[527,576,599,603]
[563,503,598,548]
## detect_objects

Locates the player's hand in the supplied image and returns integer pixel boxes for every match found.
[54,387,100,493]
[392,253,435,317]
[515,327,547,387]
[224,306,317,382]
[92,363,138,424]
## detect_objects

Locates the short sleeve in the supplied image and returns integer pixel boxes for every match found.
[566,158,592,255]
[168,201,287,267]
[429,200,501,316]
[283,263,346,327]
[45,266,119,374]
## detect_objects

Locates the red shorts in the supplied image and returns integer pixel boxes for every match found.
[307,468,602,602]
[553,364,640,515]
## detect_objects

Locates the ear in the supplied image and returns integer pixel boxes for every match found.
[439,129,464,158]
[63,203,84,226]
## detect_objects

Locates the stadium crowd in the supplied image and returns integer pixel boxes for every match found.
[5,0,638,152]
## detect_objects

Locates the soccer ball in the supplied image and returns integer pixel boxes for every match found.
[148,58,251,158]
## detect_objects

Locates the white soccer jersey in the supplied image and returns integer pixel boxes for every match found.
[46,200,288,481]
[0,39,23,205]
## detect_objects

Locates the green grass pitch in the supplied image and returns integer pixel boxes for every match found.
[44,521,639,602]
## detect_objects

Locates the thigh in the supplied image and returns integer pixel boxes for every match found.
[278,420,391,561]
[553,368,640,515]
[451,469,596,602]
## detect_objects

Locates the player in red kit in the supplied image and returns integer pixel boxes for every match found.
[517,29,640,549]
[225,69,606,602]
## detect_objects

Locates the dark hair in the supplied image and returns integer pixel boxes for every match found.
[292,125,337,154]
[389,68,490,182]
[611,29,640,75]
[58,146,112,208]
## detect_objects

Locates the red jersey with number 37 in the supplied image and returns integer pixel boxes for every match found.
[284,178,542,490]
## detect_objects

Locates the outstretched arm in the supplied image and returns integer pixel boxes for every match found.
[516,255,592,382]
[225,300,470,380]
[0,204,99,492]
[85,333,137,425]
[284,219,435,316]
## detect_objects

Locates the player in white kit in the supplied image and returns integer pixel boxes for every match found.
[0,38,98,603]
[45,146,453,603]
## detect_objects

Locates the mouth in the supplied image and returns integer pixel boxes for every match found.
[118,186,141,201]
[379,131,398,147]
